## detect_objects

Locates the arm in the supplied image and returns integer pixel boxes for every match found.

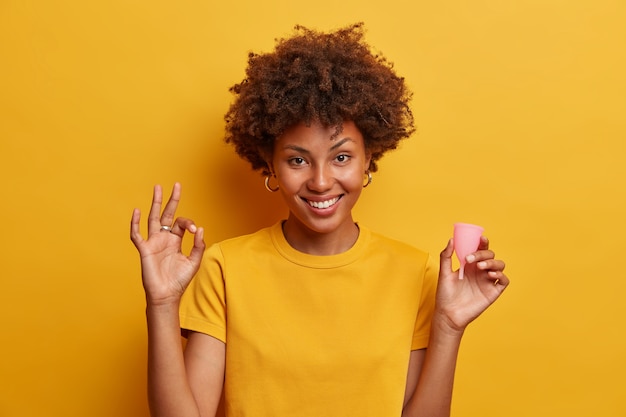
[402,237,509,417]
[401,321,463,417]
[145,303,225,417]
[131,183,224,417]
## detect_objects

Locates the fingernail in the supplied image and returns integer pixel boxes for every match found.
[466,254,475,263]
[477,261,487,268]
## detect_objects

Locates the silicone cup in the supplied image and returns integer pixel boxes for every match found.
[453,223,484,280]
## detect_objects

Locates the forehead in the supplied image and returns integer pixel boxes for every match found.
[276,120,364,148]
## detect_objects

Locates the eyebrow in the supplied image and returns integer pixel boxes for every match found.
[282,137,354,154]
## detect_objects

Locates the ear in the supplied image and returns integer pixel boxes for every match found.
[364,152,372,171]
[261,149,275,176]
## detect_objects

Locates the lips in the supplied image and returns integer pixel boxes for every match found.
[305,196,341,209]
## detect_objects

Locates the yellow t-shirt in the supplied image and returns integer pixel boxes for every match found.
[180,222,438,417]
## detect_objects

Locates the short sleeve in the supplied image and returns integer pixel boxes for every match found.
[411,254,438,350]
[179,243,227,343]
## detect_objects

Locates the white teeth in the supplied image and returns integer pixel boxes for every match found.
[308,197,339,209]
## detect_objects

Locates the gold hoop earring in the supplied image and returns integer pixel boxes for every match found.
[264,175,279,192]
[363,170,372,188]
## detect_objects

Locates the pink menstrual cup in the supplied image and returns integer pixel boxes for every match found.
[453,223,484,280]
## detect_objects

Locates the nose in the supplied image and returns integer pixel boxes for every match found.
[307,163,333,192]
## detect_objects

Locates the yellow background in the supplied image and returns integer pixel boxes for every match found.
[1,0,624,416]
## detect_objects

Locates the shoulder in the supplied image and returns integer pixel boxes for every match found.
[208,223,277,256]
[366,227,430,260]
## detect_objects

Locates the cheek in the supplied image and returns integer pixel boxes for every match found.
[275,170,303,192]
[340,169,367,190]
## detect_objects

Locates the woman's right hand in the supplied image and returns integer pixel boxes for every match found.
[130,183,206,306]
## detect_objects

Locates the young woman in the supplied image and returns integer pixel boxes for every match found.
[130,23,509,417]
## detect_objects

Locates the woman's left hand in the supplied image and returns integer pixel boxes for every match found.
[434,236,509,333]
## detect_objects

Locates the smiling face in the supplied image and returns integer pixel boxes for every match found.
[271,120,371,254]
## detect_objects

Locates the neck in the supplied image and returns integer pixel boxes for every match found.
[281,218,360,256]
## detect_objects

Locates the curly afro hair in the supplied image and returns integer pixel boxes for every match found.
[224,22,415,176]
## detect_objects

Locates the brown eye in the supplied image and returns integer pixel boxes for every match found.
[289,157,306,166]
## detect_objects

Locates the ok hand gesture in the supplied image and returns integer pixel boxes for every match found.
[130,183,205,306]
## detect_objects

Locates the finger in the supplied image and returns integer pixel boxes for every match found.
[130,208,144,247]
[476,259,506,272]
[148,185,164,236]
[169,217,198,238]
[188,227,206,265]
[439,238,454,275]
[159,183,182,229]
[489,271,510,288]
[477,235,489,250]
[466,249,495,264]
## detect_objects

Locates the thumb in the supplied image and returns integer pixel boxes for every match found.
[188,227,206,267]
[439,238,455,276]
